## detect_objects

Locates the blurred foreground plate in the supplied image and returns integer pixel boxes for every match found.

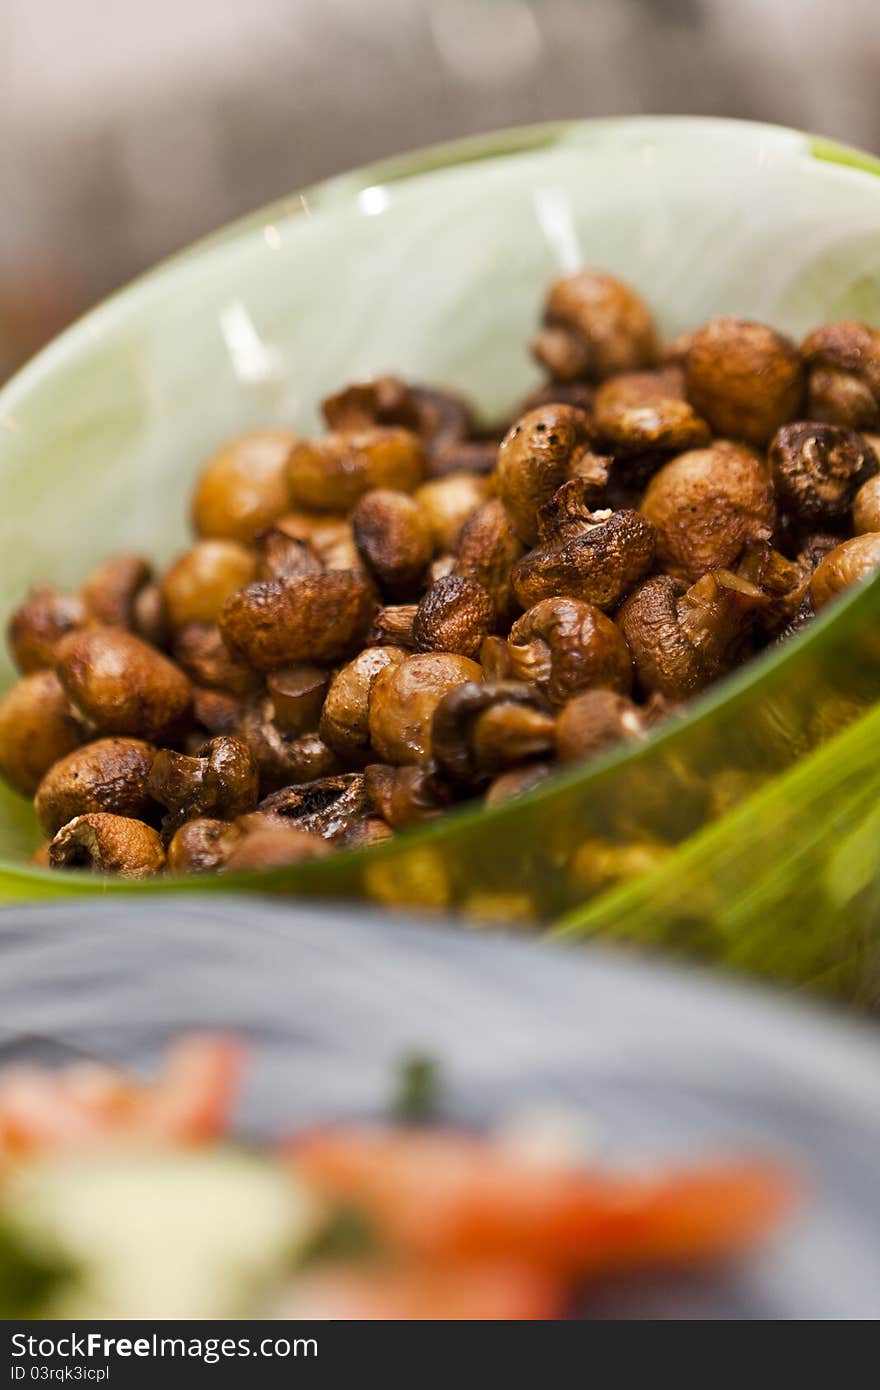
[0,897,878,1319]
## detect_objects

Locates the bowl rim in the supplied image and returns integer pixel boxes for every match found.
[2,113,880,896]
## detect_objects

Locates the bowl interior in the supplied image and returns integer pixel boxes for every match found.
[2,115,880,876]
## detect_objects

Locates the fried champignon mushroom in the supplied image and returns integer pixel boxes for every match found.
[257,773,368,841]
[453,498,524,623]
[0,671,83,797]
[80,554,153,629]
[810,533,880,609]
[222,823,329,872]
[368,652,483,764]
[413,473,493,553]
[35,737,158,836]
[659,330,697,365]
[431,681,556,785]
[147,735,258,831]
[532,270,657,383]
[287,428,425,514]
[219,571,376,671]
[768,422,875,525]
[555,689,648,764]
[352,489,433,599]
[736,543,811,634]
[478,634,513,680]
[640,442,776,581]
[426,438,499,478]
[853,475,880,534]
[495,403,593,545]
[805,367,878,430]
[173,622,262,698]
[8,586,88,674]
[412,576,494,658]
[512,485,655,612]
[191,687,245,737]
[237,699,340,792]
[801,321,880,430]
[48,813,165,878]
[255,528,323,582]
[484,761,553,807]
[363,761,453,828]
[161,540,257,630]
[166,817,243,875]
[593,377,709,456]
[191,430,296,543]
[337,815,395,850]
[132,584,170,649]
[617,570,767,700]
[321,375,422,433]
[368,604,417,649]
[55,626,192,741]
[505,598,632,707]
[319,646,406,762]
[275,511,362,572]
[684,316,804,447]
[517,380,596,417]
[266,665,330,735]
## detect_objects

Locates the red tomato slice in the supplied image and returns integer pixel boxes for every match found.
[139,1034,244,1143]
[289,1127,792,1275]
[282,1260,563,1320]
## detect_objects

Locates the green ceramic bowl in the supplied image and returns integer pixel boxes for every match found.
[3,117,880,997]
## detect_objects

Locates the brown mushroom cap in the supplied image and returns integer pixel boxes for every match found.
[769,422,875,525]
[219,571,376,671]
[512,496,655,611]
[237,701,340,792]
[148,734,259,831]
[35,737,158,836]
[453,498,524,621]
[801,320,880,397]
[319,646,407,762]
[506,598,632,706]
[413,576,494,658]
[256,529,324,583]
[593,377,709,456]
[363,761,452,829]
[275,511,362,572]
[617,570,766,700]
[495,403,594,546]
[0,671,83,797]
[853,475,880,535]
[810,533,880,609]
[8,587,88,674]
[805,366,879,430]
[322,375,422,433]
[173,622,262,698]
[161,540,257,630]
[287,428,425,513]
[81,554,153,629]
[684,316,804,446]
[484,761,554,807]
[413,473,493,553]
[368,652,482,763]
[266,664,330,735]
[532,270,657,382]
[191,431,296,543]
[431,680,556,784]
[48,813,165,877]
[223,823,329,871]
[55,626,192,741]
[555,689,647,763]
[640,442,776,581]
[352,488,433,599]
[166,817,242,874]
[257,772,367,841]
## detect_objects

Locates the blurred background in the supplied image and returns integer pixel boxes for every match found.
[1,0,879,380]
